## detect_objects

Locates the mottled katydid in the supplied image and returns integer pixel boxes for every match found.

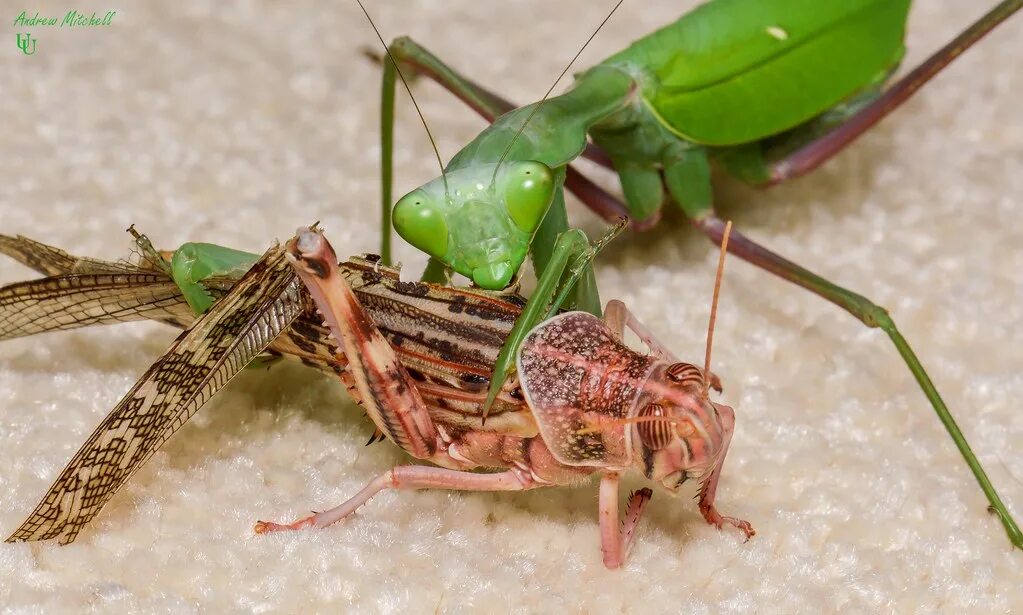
[367,0,1023,547]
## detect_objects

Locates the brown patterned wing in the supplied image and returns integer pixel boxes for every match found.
[0,234,140,276]
[0,273,194,340]
[5,242,304,544]
[0,234,81,276]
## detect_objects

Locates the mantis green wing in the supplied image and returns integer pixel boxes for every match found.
[5,241,304,544]
[609,0,912,145]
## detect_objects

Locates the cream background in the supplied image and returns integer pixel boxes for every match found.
[1,1,1021,613]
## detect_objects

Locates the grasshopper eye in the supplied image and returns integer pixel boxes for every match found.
[665,362,704,390]
[637,403,674,450]
[393,189,449,259]
[501,161,555,233]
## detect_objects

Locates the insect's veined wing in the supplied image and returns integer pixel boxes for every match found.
[0,234,143,276]
[5,242,305,544]
[0,273,196,339]
[0,234,197,338]
[0,234,82,276]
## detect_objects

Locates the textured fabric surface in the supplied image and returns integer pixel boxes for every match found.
[1,1,1021,612]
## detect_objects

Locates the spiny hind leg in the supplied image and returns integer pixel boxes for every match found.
[564,176,1023,548]
[286,228,441,460]
[374,35,623,263]
[254,467,535,534]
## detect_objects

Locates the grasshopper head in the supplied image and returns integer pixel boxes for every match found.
[392,161,555,289]
[632,362,732,493]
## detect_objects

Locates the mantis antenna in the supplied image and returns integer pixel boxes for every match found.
[355,0,449,194]
[704,220,732,398]
[490,0,625,185]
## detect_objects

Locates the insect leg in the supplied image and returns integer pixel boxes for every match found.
[563,174,1023,549]
[603,299,678,362]
[767,0,1023,184]
[374,38,615,168]
[286,227,441,459]
[602,299,723,392]
[483,220,626,417]
[598,472,653,569]
[255,466,533,534]
[695,404,754,540]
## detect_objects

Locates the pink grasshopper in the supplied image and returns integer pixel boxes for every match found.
[256,226,748,568]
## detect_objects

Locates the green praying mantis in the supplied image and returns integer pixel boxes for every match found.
[366,0,1023,548]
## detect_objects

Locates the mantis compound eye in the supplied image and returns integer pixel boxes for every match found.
[392,189,449,259]
[500,160,555,233]
[637,403,674,450]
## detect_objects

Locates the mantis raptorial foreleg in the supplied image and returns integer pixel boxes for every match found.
[372,26,1023,547]
[483,220,626,416]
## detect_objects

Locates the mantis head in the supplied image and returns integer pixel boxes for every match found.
[392,161,555,289]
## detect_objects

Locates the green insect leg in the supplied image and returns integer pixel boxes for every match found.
[375,36,623,271]
[482,217,625,418]
[377,37,516,268]
[126,225,173,276]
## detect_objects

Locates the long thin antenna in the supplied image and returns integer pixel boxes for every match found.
[490,0,625,185]
[703,220,732,398]
[355,0,448,193]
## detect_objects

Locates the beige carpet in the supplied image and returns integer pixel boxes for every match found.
[2,1,1021,612]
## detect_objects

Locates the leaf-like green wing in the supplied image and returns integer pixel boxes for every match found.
[5,242,304,544]
[608,0,911,145]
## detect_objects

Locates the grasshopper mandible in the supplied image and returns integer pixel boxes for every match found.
[253,226,745,568]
